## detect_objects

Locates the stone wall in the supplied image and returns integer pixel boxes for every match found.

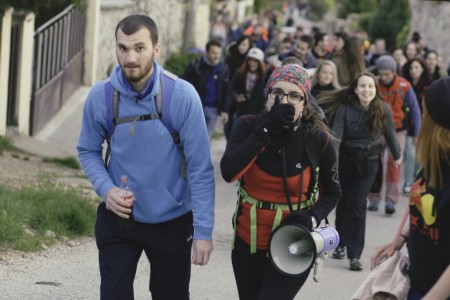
[96,0,134,80]
[95,0,210,82]
[410,0,450,67]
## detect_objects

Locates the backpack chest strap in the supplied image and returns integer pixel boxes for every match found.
[113,113,161,125]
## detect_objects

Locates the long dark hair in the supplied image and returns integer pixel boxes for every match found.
[343,37,365,79]
[402,57,431,102]
[302,103,334,137]
[227,35,252,62]
[239,57,266,81]
[317,72,387,135]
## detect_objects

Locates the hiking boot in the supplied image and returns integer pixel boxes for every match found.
[367,201,379,212]
[385,201,396,215]
[349,258,363,271]
[332,246,346,259]
[403,182,412,194]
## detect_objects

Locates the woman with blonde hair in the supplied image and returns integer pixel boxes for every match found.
[371,77,450,299]
[311,60,341,97]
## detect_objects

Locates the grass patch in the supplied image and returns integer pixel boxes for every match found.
[212,129,224,140]
[42,156,80,169]
[0,184,96,252]
[0,135,17,154]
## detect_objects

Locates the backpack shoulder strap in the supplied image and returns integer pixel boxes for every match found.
[157,69,187,178]
[157,69,178,132]
[104,79,116,140]
[104,80,119,167]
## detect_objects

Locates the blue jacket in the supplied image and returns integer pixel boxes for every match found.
[77,62,215,240]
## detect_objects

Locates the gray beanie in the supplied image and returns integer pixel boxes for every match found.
[375,55,397,72]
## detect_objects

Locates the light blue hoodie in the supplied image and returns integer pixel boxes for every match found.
[77,62,215,240]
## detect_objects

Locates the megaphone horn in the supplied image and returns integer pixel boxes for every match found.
[268,223,339,277]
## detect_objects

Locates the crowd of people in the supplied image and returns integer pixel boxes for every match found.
[185,5,448,298]
[76,6,450,300]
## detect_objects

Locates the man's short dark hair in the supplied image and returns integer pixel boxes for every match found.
[115,14,158,46]
[334,31,348,42]
[206,40,222,51]
[314,33,326,46]
[281,37,292,44]
[300,35,314,49]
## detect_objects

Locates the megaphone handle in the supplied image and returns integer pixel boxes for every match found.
[313,256,324,283]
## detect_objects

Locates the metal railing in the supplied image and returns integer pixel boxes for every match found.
[30,4,85,135]
[33,4,84,91]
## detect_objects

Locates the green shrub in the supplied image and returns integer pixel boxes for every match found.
[164,51,202,77]
[42,156,80,169]
[369,0,410,49]
[0,135,16,154]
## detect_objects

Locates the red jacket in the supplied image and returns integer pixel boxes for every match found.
[378,75,421,135]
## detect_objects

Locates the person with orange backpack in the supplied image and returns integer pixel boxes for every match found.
[368,55,422,215]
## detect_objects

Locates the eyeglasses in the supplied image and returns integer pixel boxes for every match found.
[269,88,306,104]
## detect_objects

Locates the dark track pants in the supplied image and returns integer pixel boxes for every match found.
[335,156,379,259]
[95,202,193,300]
[232,236,310,300]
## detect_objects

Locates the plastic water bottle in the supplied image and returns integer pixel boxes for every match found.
[118,175,134,228]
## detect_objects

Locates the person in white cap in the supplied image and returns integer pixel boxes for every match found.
[230,47,267,117]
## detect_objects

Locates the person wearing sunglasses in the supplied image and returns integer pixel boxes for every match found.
[220,64,341,299]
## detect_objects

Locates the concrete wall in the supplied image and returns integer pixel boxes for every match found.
[0,7,13,136]
[95,0,210,82]
[409,0,450,67]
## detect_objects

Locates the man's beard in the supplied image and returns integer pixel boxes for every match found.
[121,55,154,83]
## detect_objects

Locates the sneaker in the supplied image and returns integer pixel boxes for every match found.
[332,246,346,259]
[403,182,412,194]
[367,201,379,211]
[385,201,396,215]
[349,258,363,271]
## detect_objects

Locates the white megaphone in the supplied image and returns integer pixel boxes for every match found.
[268,223,340,277]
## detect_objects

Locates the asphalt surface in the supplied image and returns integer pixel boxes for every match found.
[8,85,410,299]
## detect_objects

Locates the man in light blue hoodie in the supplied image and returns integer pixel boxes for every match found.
[77,15,215,300]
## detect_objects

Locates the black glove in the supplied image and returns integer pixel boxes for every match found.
[260,104,295,135]
[282,210,313,231]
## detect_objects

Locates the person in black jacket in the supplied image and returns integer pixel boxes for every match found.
[318,72,402,271]
[224,35,252,140]
[230,47,266,118]
[182,40,230,141]
[221,64,341,300]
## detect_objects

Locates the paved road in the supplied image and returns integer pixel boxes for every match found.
[6,86,409,299]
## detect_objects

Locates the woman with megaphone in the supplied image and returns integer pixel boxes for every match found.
[221,64,341,300]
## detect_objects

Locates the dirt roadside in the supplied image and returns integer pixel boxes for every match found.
[0,148,239,300]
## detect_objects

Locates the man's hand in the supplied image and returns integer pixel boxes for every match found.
[394,155,403,169]
[191,240,213,266]
[236,94,246,103]
[105,187,133,218]
[220,112,229,124]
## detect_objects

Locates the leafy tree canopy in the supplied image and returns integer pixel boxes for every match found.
[369,0,410,49]
[336,0,377,18]
[0,0,83,27]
